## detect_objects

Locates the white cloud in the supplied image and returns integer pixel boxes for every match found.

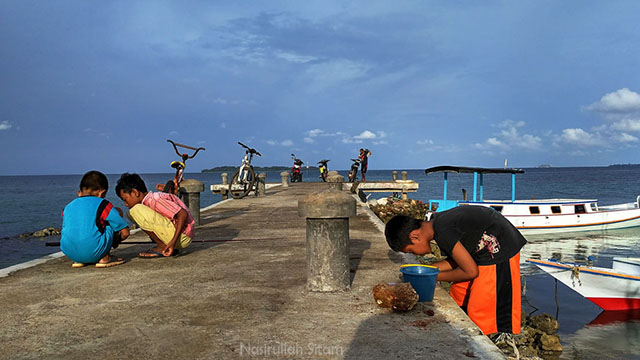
[560,128,602,146]
[487,137,505,147]
[354,130,377,139]
[586,88,640,113]
[307,129,324,137]
[584,88,640,136]
[220,122,227,129]
[482,121,542,150]
[303,137,314,144]
[611,119,640,132]
[304,59,371,92]
[276,51,317,63]
[267,139,294,146]
[416,139,434,145]
[615,133,639,143]
[0,121,12,131]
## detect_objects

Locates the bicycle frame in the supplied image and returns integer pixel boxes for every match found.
[157,139,205,195]
[229,142,262,199]
[238,151,255,182]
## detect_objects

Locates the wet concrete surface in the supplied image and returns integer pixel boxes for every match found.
[0,183,504,359]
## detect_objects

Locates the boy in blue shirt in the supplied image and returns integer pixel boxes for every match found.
[61,171,130,268]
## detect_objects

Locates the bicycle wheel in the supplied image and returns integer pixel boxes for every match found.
[229,167,256,199]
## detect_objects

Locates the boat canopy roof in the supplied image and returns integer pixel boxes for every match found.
[425,165,525,176]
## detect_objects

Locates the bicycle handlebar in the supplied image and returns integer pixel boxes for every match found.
[167,139,205,160]
[237,141,261,156]
[168,139,205,151]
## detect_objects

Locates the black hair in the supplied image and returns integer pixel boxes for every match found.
[115,172,148,197]
[80,170,109,192]
[384,215,423,252]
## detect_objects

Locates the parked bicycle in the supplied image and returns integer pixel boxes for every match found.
[229,142,262,199]
[156,139,205,195]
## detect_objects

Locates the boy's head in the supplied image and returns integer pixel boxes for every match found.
[78,170,108,198]
[384,215,432,255]
[115,173,148,208]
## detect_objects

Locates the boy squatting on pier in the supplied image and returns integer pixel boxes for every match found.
[116,173,193,258]
[385,205,527,335]
[61,171,130,268]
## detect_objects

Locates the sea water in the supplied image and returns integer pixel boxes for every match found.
[2,166,640,358]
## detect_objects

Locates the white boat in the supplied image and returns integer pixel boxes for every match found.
[527,257,640,311]
[425,166,640,235]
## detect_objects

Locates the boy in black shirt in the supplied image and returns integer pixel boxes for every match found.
[385,205,527,335]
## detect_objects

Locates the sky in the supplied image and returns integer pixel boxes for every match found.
[2,1,640,175]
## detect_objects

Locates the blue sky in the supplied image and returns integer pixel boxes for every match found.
[2,1,640,175]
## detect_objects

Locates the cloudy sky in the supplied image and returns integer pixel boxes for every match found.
[2,1,640,175]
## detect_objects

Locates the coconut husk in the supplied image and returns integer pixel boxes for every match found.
[372,282,419,311]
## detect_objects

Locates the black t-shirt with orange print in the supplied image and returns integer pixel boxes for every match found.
[432,205,527,266]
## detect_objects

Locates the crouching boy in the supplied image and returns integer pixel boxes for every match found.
[116,173,193,257]
[61,170,130,268]
[384,206,527,335]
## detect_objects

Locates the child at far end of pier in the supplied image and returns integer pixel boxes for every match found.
[384,205,527,336]
[115,172,193,258]
[61,170,130,268]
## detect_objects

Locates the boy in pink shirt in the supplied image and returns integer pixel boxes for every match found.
[116,173,194,257]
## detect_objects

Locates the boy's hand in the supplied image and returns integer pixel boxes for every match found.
[162,243,175,257]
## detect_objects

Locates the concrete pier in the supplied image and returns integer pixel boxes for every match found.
[0,183,503,359]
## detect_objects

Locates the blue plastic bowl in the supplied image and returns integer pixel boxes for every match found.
[400,264,440,302]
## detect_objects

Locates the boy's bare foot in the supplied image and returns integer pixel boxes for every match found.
[95,255,125,268]
[72,262,86,268]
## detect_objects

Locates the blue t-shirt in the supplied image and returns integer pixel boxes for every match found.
[61,196,128,263]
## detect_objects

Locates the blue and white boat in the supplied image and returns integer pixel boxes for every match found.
[425,166,640,235]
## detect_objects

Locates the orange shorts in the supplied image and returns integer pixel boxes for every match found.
[449,253,521,335]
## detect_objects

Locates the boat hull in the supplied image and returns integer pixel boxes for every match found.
[462,201,640,235]
[528,259,640,311]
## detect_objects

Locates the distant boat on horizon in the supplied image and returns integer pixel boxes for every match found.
[537,164,552,168]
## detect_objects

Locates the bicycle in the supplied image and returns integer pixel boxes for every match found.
[156,139,205,195]
[229,142,262,199]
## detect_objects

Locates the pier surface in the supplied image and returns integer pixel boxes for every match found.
[0,183,503,359]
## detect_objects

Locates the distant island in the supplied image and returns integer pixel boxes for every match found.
[537,164,553,168]
[608,163,640,168]
[202,165,319,173]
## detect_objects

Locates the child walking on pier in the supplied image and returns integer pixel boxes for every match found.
[116,173,193,257]
[385,206,527,335]
[61,170,130,268]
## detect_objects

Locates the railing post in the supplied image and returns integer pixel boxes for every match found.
[221,173,229,200]
[179,179,204,226]
[298,190,356,292]
[401,171,408,181]
[326,174,345,191]
[392,171,398,181]
[257,173,267,196]
[280,171,289,188]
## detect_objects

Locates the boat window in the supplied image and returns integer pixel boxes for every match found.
[490,205,503,213]
[551,206,561,214]
[529,206,540,214]
[590,203,597,211]
[575,204,586,214]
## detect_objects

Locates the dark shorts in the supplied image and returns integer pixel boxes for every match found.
[361,164,368,173]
